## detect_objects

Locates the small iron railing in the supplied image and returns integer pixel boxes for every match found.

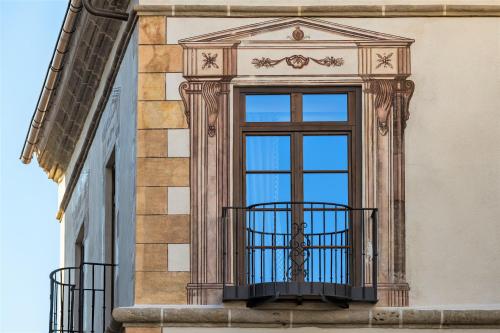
[222,202,378,306]
[49,262,115,333]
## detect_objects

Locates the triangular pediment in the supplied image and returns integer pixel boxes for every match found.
[179,18,413,44]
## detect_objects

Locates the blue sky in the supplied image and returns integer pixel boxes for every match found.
[0,1,66,332]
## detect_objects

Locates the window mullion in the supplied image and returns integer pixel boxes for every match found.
[291,93,302,123]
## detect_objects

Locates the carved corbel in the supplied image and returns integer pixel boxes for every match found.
[396,80,415,130]
[366,79,415,135]
[201,81,222,137]
[366,79,395,136]
[179,81,191,127]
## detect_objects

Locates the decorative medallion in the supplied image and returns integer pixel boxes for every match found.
[201,52,219,70]
[285,55,309,69]
[376,53,393,69]
[292,26,304,41]
[252,55,344,69]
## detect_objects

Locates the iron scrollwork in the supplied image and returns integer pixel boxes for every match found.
[287,222,311,281]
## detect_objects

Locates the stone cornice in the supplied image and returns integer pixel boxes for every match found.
[135,4,500,17]
[113,306,500,328]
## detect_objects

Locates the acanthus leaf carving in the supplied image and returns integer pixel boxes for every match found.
[252,55,344,69]
[366,79,415,135]
[179,81,190,127]
[367,79,395,136]
[201,81,222,137]
[311,56,344,67]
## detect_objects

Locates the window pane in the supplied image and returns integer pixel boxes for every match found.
[246,95,291,122]
[246,174,291,206]
[303,94,348,121]
[246,136,290,171]
[246,207,291,283]
[303,135,348,170]
[304,173,348,205]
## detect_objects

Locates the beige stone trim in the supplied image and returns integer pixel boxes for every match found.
[135,16,191,305]
[114,306,500,328]
[125,328,161,333]
[139,16,166,45]
[136,215,190,244]
[135,4,500,17]
[135,272,190,304]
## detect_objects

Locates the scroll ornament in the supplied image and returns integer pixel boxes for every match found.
[201,81,222,137]
[252,55,344,69]
[400,80,415,129]
[179,81,190,127]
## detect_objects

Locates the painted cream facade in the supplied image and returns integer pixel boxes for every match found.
[163,16,500,307]
[21,1,500,332]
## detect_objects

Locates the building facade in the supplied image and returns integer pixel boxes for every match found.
[22,0,500,332]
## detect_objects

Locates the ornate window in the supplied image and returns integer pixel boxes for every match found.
[179,18,414,306]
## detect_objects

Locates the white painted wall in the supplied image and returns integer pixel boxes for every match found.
[62,27,138,308]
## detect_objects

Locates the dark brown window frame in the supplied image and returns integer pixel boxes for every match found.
[233,86,362,210]
[232,86,364,288]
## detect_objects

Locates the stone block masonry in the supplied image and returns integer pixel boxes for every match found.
[135,15,190,305]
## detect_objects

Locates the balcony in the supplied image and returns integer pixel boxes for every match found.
[49,262,115,333]
[222,202,378,307]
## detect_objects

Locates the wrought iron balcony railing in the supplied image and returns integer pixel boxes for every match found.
[49,262,115,333]
[222,202,378,307]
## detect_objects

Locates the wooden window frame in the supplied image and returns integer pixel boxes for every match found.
[233,86,362,210]
[233,86,363,286]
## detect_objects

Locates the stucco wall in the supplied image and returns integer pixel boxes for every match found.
[163,16,500,307]
[63,27,138,307]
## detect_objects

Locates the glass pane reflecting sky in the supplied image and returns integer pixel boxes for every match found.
[303,135,348,170]
[303,94,348,121]
[304,173,348,205]
[246,174,291,206]
[246,95,291,122]
[246,136,290,171]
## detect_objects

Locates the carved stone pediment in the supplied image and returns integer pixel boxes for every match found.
[179,18,413,80]
[179,17,413,45]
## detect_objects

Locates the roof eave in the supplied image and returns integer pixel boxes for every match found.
[20,0,83,167]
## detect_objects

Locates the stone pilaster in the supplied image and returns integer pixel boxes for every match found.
[365,79,415,306]
[179,42,237,304]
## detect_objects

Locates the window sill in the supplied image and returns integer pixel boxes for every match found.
[113,305,500,328]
